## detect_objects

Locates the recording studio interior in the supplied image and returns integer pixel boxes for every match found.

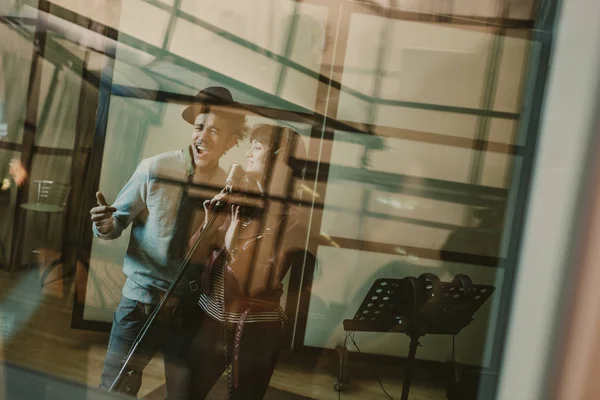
[1,0,599,399]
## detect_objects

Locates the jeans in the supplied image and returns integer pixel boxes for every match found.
[99,295,199,399]
[188,312,283,400]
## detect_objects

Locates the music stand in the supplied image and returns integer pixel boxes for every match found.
[342,277,495,400]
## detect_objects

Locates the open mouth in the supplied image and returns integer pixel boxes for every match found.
[194,144,210,156]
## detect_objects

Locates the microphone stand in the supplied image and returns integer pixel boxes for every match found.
[108,202,225,393]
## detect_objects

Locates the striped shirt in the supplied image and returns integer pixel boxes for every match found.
[198,256,286,324]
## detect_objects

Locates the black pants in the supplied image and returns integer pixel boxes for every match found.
[188,312,283,399]
[99,296,199,399]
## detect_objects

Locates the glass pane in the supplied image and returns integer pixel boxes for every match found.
[2,0,580,399]
[0,22,35,145]
[1,0,39,18]
[303,7,534,395]
[118,0,170,48]
[111,0,330,114]
[34,39,83,150]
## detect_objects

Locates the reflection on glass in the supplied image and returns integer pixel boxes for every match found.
[0,1,562,399]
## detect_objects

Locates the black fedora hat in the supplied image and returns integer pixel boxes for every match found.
[181,86,238,125]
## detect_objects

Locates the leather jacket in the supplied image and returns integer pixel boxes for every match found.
[192,200,308,312]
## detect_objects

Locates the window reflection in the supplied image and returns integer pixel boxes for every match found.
[0,0,560,399]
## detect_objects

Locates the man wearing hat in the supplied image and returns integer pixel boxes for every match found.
[90,86,247,398]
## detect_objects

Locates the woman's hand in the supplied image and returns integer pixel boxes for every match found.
[224,205,241,254]
[202,189,228,229]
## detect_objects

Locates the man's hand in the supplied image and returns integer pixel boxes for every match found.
[90,191,117,235]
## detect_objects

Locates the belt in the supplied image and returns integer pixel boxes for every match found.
[141,292,183,325]
[232,308,250,388]
[229,297,283,388]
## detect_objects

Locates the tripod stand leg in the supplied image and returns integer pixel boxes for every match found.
[109,213,221,392]
[334,344,349,391]
[401,335,420,400]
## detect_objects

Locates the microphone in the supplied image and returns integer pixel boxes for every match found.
[225,163,245,193]
[210,164,245,214]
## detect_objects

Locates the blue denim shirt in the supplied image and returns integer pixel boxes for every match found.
[93,148,227,304]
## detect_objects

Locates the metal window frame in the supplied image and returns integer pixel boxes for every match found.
[497,0,600,398]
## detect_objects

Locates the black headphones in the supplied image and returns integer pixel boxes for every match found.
[417,273,444,319]
[397,274,443,318]
[452,274,474,299]
[403,277,426,316]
